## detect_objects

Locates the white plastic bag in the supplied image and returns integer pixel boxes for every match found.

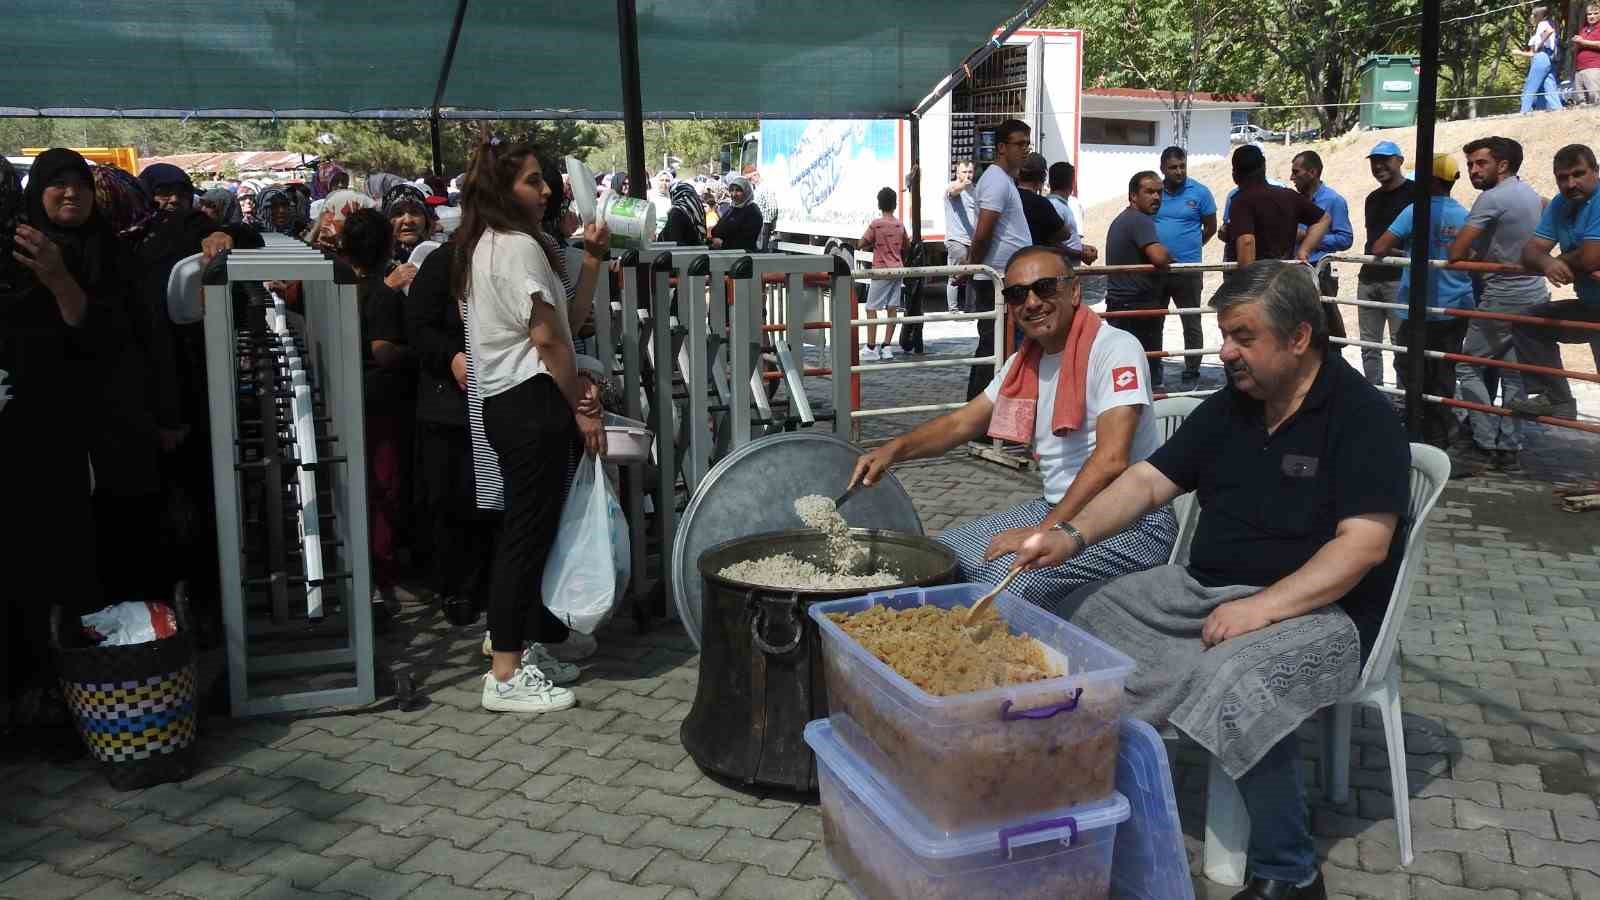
[543,453,630,634]
[81,601,179,646]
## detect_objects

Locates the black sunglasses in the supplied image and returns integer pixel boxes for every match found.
[999,275,1075,306]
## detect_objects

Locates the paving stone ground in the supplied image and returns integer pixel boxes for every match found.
[3,319,1598,899]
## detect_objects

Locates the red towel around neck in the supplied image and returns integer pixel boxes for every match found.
[987,306,1103,444]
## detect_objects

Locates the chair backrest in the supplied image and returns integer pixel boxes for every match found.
[1357,442,1451,690]
[1152,397,1205,565]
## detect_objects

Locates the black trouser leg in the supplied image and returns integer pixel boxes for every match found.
[1107,310,1165,387]
[1164,274,1203,375]
[482,376,580,654]
[966,281,997,400]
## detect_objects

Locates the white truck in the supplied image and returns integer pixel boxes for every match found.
[741,28,1083,261]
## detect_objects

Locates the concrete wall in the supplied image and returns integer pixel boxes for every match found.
[1074,98,1237,208]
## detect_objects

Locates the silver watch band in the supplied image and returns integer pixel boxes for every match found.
[1051,521,1086,553]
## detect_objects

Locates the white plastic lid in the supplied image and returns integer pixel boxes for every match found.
[566,156,598,225]
[805,719,1130,861]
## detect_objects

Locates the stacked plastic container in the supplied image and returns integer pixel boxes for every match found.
[806,584,1194,900]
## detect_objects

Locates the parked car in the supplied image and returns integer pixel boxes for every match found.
[1229,124,1270,144]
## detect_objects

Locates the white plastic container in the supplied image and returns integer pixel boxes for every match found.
[599,193,657,251]
[807,718,1130,900]
[601,413,653,463]
[809,584,1134,833]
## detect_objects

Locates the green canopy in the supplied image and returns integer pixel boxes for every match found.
[3,0,1041,119]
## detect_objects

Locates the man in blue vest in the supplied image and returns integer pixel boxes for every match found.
[1154,146,1217,387]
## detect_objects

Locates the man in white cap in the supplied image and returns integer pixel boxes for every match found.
[1356,140,1412,386]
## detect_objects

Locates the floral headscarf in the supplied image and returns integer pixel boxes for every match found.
[312,160,349,199]
[91,165,153,236]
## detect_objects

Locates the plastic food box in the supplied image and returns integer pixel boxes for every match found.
[1111,718,1194,899]
[809,584,1134,833]
[601,413,653,463]
[807,718,1130,900]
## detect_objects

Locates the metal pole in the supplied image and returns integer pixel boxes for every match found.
[616,0,649,199]
[429,113,443,178]
[1404,0,1439,440]
[908,114,922,244]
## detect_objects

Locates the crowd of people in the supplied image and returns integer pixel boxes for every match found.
[939,118,1596,480]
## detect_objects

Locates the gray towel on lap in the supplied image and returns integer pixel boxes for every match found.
[1057,564,1361,778]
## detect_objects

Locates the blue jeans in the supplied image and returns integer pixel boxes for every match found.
[1236,732,1318,883]
[1521,52,1563,112]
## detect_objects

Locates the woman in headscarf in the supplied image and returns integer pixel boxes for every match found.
[339,208,417,627]
[198,187,243,226]
[1,150,130,749]
[313,160,350,200]
[658,180,708,246]
[92,165,153,237]
[305,188,376,253]
[709,174,763,252]
[365,172,406,204]
[254,185,305,236]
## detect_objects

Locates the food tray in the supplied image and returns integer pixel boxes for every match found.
[809,583,1133,833]
[807,718,1129,900]
[601,413,652,463]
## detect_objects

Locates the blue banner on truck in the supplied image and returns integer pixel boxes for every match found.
[758,120,898,239]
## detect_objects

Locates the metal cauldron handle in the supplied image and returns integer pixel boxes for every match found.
[748,591,804,656]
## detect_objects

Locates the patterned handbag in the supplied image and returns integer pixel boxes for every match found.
[51,591,199,791]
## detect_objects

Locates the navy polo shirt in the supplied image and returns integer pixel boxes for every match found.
[1146,350,1410,660]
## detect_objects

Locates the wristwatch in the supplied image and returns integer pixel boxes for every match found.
[1050,521,1086,554]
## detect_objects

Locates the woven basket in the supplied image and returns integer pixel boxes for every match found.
[51,592,199,791]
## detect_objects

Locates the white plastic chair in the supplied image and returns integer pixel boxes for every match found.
[1203,443,1451,885]
[1153,397,1204,566]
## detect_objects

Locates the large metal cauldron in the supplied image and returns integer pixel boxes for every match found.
[682,528,958,791]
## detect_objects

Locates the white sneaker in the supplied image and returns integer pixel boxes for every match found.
[863,346,877,360]
[879,345,895,360]
[544,631,598,662]
[481,665,576,713]
[523,644,581,685]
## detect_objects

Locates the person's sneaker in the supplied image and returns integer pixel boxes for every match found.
[523,644,581,685]
[1509,394,1579,419]
[1448,445,1493,478]
[481,665,576,714]
[879,344,895,361]
[1493,449,1524,474]
[544,631,598,662]
[864,345,878,360]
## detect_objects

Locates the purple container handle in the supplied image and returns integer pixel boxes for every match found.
[999,687,1082,721]
[998,815,1078,859]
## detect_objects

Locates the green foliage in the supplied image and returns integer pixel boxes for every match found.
[592,119,756,177]
[1041,0,1540,136]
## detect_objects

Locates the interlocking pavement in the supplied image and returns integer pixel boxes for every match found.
[3,326,1598,899]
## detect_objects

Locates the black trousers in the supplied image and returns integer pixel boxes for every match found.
[482,375,579,654]
[1397,317,1469,448]
[899,280,925,353]
[1107,307,1166,388]
[966,280,997,400]
[1157,273,1203,376]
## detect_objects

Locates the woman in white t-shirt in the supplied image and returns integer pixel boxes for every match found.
[451,136,609,714]
[1518,5,1565,113]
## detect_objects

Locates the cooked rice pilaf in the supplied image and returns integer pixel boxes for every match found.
[826,603,1061,696]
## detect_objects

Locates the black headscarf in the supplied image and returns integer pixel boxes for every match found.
[669,181,707,244]
[24,148,118,289]
[0,157,29,292]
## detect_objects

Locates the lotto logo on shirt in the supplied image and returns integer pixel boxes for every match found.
[1111,366,1139,392]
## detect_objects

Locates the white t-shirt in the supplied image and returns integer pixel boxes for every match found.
[984,326,1160,503]
[1529,20,1557,52]
[974,164,1034,280]
[945,185,978,245]
[467,229,571,398]
[1048,193,1085,252]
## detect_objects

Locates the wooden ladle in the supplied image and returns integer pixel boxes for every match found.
[964,564,1024,624]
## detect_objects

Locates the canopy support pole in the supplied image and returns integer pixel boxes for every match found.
[1403,0,1439,441]
[429,114,443,178]
[617,0,648,199]
[908,114,922,245]
[429,0,470,177]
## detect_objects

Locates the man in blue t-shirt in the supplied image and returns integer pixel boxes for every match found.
[1513,143,1600,420]
[1372,154,1473,448]
[1154,146,1217,386]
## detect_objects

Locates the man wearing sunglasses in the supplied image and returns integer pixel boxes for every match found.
[1012,261,1409,900]
[850,246,1177,609]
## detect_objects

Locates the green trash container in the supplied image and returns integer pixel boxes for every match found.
[1359,55,1421,129]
